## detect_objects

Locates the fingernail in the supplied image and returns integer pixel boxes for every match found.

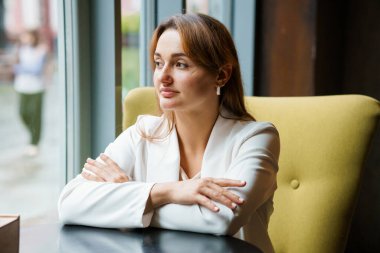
[239,198,245,203]
[231,203,237,209]
[214,206,219,212]
[241,180,246,185]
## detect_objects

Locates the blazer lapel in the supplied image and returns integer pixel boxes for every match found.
[201,115,234,178]
[146,113,235,182]
[146,126,180,182]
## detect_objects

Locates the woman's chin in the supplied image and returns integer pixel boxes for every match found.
[159,100,180,110]
[160,104,176,111]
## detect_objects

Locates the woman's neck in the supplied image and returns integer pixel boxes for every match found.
[174,107,219,153]
[174,107,219,178]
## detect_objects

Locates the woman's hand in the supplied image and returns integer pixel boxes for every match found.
[150,178,246,212]
[81,153,130,183]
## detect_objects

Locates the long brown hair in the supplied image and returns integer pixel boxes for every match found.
[140,13,254,140]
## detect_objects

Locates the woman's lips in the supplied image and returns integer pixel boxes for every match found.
[160,88,178,98]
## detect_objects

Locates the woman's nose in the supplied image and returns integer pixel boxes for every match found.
[157,65,173,85]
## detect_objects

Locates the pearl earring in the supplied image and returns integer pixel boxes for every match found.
[216,86,221,96]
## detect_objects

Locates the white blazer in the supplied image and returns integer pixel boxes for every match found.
[58,114,280,253]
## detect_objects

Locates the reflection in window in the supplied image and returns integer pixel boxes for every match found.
[186,0,209,14]
[121,0,141,99]
[186,0,231,32]
[0,0,61,225]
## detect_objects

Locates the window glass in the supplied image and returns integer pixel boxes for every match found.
[0,0,62,225]
[186,0,209,14]
[121,0,141,99]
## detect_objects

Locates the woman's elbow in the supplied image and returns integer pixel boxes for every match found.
[213,212,247,236]
[210,220,230,235]
[208,220,241,236]
[57,196,80,225]
[205,211,234,235]
[58,201,72,224]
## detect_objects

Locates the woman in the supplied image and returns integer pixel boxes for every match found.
[58,13,280,253]
[13,30,48,156]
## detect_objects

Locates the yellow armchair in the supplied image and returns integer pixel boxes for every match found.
[123,87,380,253]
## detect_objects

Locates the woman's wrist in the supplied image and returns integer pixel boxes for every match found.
[150,182,177,208]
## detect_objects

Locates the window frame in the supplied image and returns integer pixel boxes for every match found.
[60,0,121,180]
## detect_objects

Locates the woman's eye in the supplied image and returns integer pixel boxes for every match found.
[176,62,188,69]
[154,61,163,68]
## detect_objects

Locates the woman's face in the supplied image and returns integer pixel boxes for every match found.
[153,29,218,113]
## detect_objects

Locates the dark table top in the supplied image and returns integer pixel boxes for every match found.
[20,223,263,253]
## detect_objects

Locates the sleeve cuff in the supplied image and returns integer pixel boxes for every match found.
[140,182,156,227]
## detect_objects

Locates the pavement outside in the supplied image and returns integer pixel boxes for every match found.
[0,78,63,227]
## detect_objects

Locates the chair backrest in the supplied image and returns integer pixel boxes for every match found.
[123,87,161,130]
[123,87,380,253]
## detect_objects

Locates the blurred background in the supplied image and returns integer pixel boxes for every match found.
[0,0,60,226]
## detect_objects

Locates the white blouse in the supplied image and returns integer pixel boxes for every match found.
[179,166,200,180]
[58,114,280,253]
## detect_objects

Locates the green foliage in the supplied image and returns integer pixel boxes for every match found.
[122,47,140,96]
[121,14,140,35]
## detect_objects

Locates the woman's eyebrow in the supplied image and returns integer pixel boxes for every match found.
[171,53,187,58]
[154,52,187,58]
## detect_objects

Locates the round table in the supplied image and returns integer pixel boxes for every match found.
[20,223,263,253]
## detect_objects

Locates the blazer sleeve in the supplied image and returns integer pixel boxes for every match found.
[58,125,156,228]
[151,124,280,235]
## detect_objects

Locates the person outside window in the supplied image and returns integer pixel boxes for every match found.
[13,30,48,156]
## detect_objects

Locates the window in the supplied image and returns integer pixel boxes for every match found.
[0,0,63,225]
[186,0,209,14]
[121,0,141,99]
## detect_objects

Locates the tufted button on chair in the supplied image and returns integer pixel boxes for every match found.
[123,87,380,253]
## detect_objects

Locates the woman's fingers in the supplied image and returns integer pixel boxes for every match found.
[86,158,109,172]
[169,178,245,211]
[201,186,234,209]
[99,154,130,183]
[81,170,105,182]
[87,155,129,183]
[201,179,245,209]
[220,187,245,205]
[83,160,111,181]
[208,178,246,187]
[196,194,220,212]
[209,180,245,204]
[100,153,119,170]
[204,183,244,210]
[80,155,130,183]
